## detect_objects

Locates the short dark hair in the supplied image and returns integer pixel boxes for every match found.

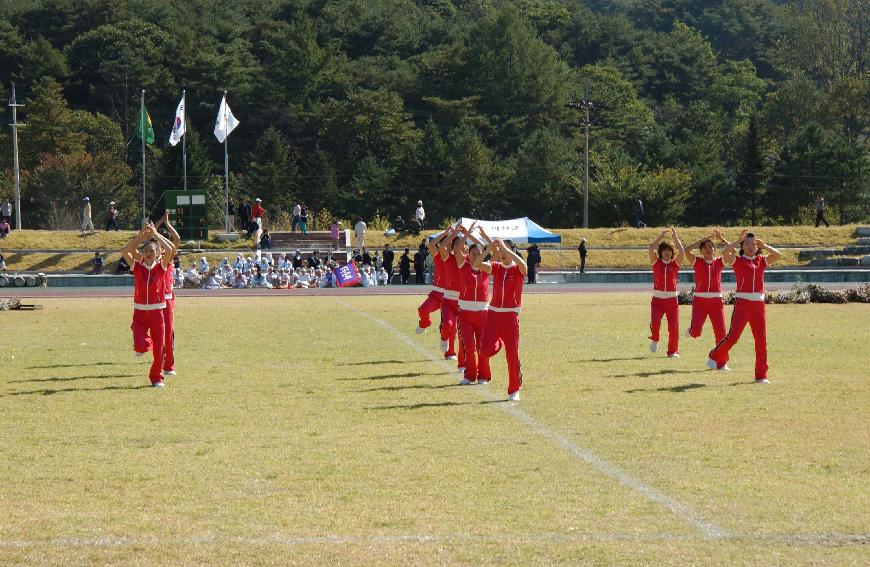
[657,242,675,258]
[699,238,714,250]
[738,232,755,256]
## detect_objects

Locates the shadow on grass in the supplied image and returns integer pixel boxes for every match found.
[338,359,430,366]
[26,362,119,370]
[625,383,708,394]
[359,383,458,392]
[580,356,648,363]
[339,371,445,381]
[11,373,139,384]
[610,369,700,379]
[1,384,153,397]
[368,401,473,410]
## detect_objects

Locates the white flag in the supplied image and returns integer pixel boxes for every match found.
[169,92,186,146]
[214,93,239,143]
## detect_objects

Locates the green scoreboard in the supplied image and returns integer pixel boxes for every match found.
[165,191,208,240]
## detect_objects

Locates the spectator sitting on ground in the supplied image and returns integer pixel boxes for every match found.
[0,218,10,238]
[294,267,310,288]
[322,268,336,288]
[275,269,289,289]
[232,269,248,289]
[233,254,245,272]
[260,230,272,249]
[279,253,291,270]
[352,249,362,264]
[203,270,223,290]
[251,266,272,288]
[116,256,130,274]
[377,266,389,286]
[257,255,269,273]
[185,263,202,287]
[361,248,372,266]
[292,249,303,269]
[308,250,322,269]
[198,256,209,273]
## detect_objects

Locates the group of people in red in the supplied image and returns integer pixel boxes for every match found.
[417,222,527,401]
[120,213,181,387]
[647,226,782,383]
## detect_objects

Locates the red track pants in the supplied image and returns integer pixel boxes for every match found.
[459,309,490,381]
[688,296,726,343]
[440,298,460,359]
[162,298,175,372]
[132,309,165,384]
[709,299,768,379]
[480,311,522,395]
[649,297,679,356]
[417,291,442,329]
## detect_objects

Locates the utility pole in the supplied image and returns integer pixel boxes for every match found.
[568,82,593,229]
[8,82,24,230]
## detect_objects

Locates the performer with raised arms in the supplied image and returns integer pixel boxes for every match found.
[157,212,181,377]
[120,222,177,387]
[416,228,450,335]
[454,223,491,385]
[474,236,527,401]
[647,227,684,357]
[707,230,782,383]
[438,225,465,365]
[683,229,730,346]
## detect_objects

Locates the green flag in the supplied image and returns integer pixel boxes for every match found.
[136,107,155,144]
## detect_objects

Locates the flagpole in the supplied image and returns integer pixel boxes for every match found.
[223,90,230,233]
[182,90,187,191]
[141,89,146,226]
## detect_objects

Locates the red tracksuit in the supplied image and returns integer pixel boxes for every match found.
[689,256,726,343]
[458,261,491,382]
[417,254,444,329]
[480,262,523,395]
[440,253,464,364]
[131,260,167,384]
[162,264,175,373]
[709,255,769,379]
[649,258,680,356]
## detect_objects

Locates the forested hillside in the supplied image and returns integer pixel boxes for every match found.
[0,0,867,228]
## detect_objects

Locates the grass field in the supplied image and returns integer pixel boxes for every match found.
[1,294,868,565]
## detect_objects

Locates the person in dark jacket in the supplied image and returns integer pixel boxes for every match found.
[382,243,395,284]
[634,196,646,228]
[578,238,587,273]
[413,247,426,284]
[399,248,412,284]
[361,248,372,266]
[238,198,252,232]
[526,244,542,284]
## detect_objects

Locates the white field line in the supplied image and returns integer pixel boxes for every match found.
[1,533,867,549]
[341,301,729,540]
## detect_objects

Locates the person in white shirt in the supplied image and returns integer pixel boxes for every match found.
[354,217,367,249]
[173,267,184,288]
[295,268,310,288]
[251,266,272,288]
[198,256,209,273]
[81,197,95,232]
[292,203,302,232]
[185,264,202,287]
[203,271,223,289]
[415,200,425,227]
[377,267,389,286]
[232,269,248,288]
[233,254,244,272]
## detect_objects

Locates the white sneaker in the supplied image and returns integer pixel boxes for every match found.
[459,378,476,385]
[649,341,658,353]
[163,370,176,377]
[668,353,680,358]
[718,365,731,371]
[755,378,770,384]
[446,355,457,361]
[152,381,165,388]
[706,358,717,370]
[458,367,466,374]
[508,391,520,402]
[439,340,449,353]
[415,326,425,335]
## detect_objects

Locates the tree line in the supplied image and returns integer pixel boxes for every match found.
[0,0,867,229]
